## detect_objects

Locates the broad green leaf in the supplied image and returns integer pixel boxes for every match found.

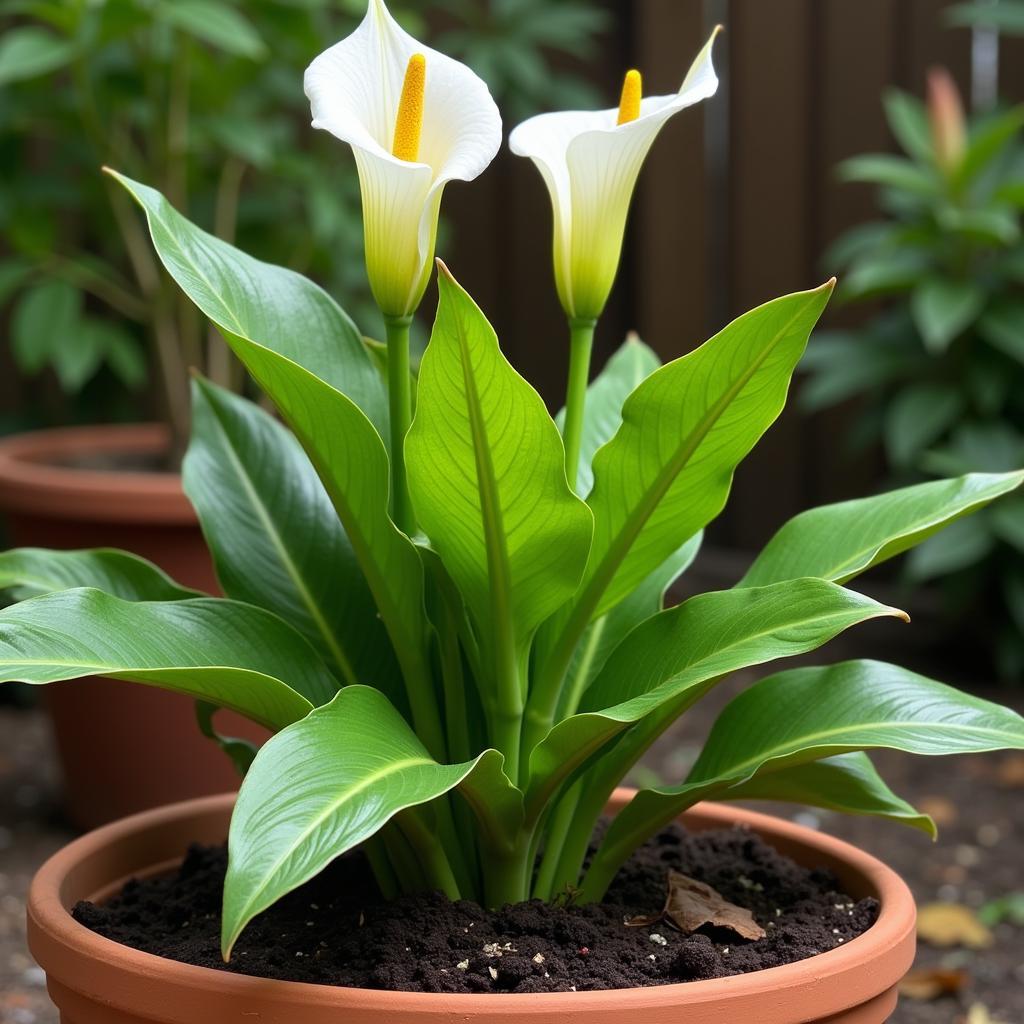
[184,378,400,696]
[922,423,1024,476]
[717,752,936,837]
[0,590,335,729]
[799,331,916,411]
[577,283,833,622]
[955,106,1024,189]
[526,580,904,813]
[556,334,661,496]
[0,548,200,602]
[991,496,1024,553]
[0,27,75,86]
[11,280,80,375]
[105,171,387,442]
[947,1,1024,32]
[156,0,267,60]
[839,251,930,301]
[911,278,985,354]
[938,206,1020,246]
[406,268,592,657]
[741,471,1024,587]
[111,172,425,690]
[979,300,1024,365]
[884,383,963,468]
[904,515,995,581]
[590,660,1024,893]
[562,533,701,708]
[882,89,932,163]
[223,686,520,955]
[838,154,939,197]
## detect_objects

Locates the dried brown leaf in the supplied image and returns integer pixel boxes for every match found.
[961,1003,1011,1024]
[625,870,766,941]
[898,967,970,1001]
[917,903,994,950]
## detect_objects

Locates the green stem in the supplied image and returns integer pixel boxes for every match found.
[384,315,415,534]
[532,779,583,899]
[362,833,400,900]
[562,318,596,492]
[395,808,462,901]
[482,834,532,908]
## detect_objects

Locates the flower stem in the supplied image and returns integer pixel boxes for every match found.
[384,314,415,534]
[562,317,596,491]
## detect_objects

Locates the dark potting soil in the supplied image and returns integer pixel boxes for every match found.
[73,824,878,994]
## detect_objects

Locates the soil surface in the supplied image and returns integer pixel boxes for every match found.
[73,826,876,994]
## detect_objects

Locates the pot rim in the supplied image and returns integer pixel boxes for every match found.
[27,790,916,1018]
[0,423,193,523]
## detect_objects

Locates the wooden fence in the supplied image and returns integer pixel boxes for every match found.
[444,0,1024,553]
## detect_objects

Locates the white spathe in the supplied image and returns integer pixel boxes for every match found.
[305,0,502,318]
[509,30,720,322]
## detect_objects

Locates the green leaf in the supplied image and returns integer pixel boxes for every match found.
[717,752,936,837]
[838,154,940,197]
[0,27,75,86]
[0,547,201,602]
[955,106,1024,189]
[742,472,1024,587]
[882,90,933,163]
[196,701,258,776]
[406,268,592,656]
[904,515,995,580]
[947,2,1024,33]
[979,300,1024,365]
[990,496,1024,553]
[156,0,267,60]
[0,590,336,729]
[839,251,930,302]
[884,383,963,468]
[922,422,1024,476]
[799,331,916,411]
[104,171,387,442]
[184,377,400,696]
[573,283,833,623]
[527,580,904,814]
[910,278,986,354]
[223,686,518,955]
[590,660,1024,894]
[109,172,426,697]
[556,334,661,496]
[11,280,80,375]
[562,533,702,707]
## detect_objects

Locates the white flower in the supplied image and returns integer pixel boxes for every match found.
[305,0,502,319]
[509,29,721,322]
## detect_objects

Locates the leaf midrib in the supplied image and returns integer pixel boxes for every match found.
[228,752,451,942]
[579,295,818,624]
[695,719,1024,784]
[203,393,356,686]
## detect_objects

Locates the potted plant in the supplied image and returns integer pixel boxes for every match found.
[0,0,607,825]
[6,2,1024,1019]
[800,69,1024,681]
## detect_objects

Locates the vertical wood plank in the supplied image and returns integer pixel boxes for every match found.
[631,0,711,362]
[718,0,814,549]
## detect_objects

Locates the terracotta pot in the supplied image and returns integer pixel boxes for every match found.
[0,424,265,829]
[27,790,916,1023]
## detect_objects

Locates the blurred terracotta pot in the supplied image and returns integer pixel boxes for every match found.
[0,424,264,829]
[27,791,917,1023]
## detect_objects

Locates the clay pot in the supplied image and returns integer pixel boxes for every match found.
[0,424,264,829]
[27,790,917,1023]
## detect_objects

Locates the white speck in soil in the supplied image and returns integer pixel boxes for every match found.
[532,953,545,964]
[488,966,498,980]
[649,933,668,946]
[456,959,469,971]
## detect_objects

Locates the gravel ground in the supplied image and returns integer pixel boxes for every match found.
[2,679,1021,1024]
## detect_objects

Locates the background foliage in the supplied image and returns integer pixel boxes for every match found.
[801,83,1024,680]
[0,0,608,439]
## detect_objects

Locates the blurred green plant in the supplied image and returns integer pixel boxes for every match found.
[947,0,1024,34]
[0,0,608,447]
[801,69,1024,680]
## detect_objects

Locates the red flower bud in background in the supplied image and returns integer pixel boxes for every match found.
[927,66,967,175]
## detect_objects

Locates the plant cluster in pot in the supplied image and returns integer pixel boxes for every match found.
[6,2,1024,1020]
